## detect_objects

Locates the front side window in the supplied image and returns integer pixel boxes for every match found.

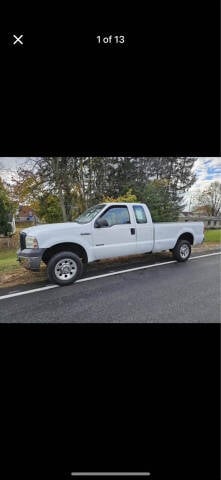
[133,205,147,224]
[100,206,130,226]
[74,204,105,224]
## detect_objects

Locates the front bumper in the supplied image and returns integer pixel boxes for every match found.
[17,248,45,271]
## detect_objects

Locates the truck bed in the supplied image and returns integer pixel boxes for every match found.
[152,222,204,252]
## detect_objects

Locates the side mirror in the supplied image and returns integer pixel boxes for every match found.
[94,218,109,228]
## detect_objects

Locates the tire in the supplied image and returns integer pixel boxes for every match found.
[47,251,84,286]
[172,239,191,262]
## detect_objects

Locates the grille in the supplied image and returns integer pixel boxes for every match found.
[20,232,26,250]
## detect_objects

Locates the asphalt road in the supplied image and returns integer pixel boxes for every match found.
[0,252,220,322]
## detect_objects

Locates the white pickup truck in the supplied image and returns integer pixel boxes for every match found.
[17,202,204,285]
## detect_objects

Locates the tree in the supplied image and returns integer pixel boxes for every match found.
[103,157,196,198]
[0,178,15,235]
[13,157,196,221]
[195,181,221,216]
[14,157,112,219]
[103,189,138,203]
[14,157,81,222]
[13,174,41,204]
[134,179,183,222]
[149,157,196,192]
[32,194,63,224]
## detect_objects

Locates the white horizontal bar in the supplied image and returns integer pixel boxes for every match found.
[70,474,151,477]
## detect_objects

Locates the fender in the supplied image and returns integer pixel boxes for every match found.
[42,237,94,263]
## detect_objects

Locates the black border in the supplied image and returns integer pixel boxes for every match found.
[0,324,220,480]
[0,1,220,156]
[0,2,220,479]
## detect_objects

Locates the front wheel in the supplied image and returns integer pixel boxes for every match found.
[172,239,191,262]
[47,251,84,286]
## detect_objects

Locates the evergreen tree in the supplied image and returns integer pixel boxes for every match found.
[135,179,183,222]
[0,178,14,235]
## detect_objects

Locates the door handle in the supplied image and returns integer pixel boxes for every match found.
[131,228,136,235]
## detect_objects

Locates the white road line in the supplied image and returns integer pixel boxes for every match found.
[189,252,221,260]
[0,251,220,301]
[0,284,58,300]
[77,260,177,283]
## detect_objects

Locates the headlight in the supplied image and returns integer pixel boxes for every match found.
[26,236,39,249]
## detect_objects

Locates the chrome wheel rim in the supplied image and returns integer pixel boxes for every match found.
[54,258,77,281]
[180,244,190,259]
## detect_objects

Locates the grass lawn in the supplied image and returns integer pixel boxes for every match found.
[0,247,47,287]
[0,248,18,272]
[204,229,221,243]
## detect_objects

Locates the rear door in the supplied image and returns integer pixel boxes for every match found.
[92,205,137,259]
[132,205,154,253]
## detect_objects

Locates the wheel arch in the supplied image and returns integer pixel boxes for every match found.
[176,232,194,245]
[42,242,88,264]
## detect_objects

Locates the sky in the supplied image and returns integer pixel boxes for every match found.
[191,157,221,188]
[0,157,220,209]
[0,157,32,183]
[183,157,221,209]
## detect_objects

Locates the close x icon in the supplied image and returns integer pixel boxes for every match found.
[10,33,24,45]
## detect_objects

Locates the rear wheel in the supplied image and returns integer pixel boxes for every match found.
[172,239,191,262]
[47,251,83,285]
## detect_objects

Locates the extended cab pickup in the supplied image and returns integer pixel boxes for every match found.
[17,203,204,285]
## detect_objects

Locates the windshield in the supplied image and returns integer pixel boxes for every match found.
[74,204,106,224]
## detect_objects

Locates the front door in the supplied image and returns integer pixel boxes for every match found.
[92,205,137,260]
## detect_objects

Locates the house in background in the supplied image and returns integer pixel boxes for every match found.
[179,211,221,229]
[15,205,39,224]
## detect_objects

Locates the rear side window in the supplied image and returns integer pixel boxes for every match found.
[101,206,130,226]
[133,205,147,224]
